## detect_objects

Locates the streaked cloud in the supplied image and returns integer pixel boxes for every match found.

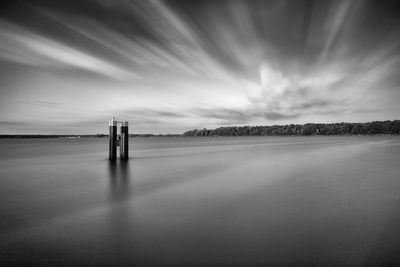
[0,0,399,134]
[0,19,139,80]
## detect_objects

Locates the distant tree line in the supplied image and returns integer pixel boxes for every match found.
[183,120,400,137]
[2,120,399,138]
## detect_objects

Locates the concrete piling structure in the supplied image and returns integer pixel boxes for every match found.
[109,118,129,160]
[120,121,129,160]
[109,118,118,160]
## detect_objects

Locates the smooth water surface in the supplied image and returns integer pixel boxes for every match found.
[1,136,400,266]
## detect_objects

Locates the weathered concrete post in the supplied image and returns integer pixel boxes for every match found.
[120,121,129,160]
[109,117,118,160]
[109,118,129,160]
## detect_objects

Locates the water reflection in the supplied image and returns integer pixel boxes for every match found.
[108,160,132,202]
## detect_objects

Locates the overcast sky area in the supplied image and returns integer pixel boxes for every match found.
[0,0,400,134]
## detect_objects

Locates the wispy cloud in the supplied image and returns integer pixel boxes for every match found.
[0,0,399,134]
[0,19,139,80]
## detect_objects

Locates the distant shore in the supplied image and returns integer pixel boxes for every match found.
[1,120,399,138]
[1,134,399,139]
[0,134,181,139]
[183,120,400,137]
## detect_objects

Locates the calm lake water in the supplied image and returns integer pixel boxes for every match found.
[1,136,400,266]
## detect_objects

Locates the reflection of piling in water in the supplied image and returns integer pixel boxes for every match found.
[109,117,129,160]
[108,160,131,202]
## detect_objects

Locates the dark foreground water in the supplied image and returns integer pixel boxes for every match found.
[1,136,400,266]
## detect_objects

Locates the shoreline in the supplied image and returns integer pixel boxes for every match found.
[0,134,399,139]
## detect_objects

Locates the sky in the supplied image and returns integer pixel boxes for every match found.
[0,0,400,134]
